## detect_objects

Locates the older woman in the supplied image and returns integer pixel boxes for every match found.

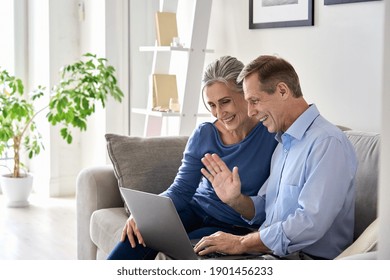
[107,56,277,260]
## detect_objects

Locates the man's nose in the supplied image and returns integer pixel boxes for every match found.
[247,104,257,117]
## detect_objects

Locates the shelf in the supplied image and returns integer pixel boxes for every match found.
[132,108,181,117]
[132,108,211,118]
[139,46,214,53]
[137,0,213,136]
[139,46,191,52]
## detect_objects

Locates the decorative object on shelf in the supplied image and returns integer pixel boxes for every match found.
[324,0,381,4]
[152,74,179,111]
[155,12,178,46]
[0,53,123,207]
[133,0,213,137]
[170,37,183,48]
[249,0,314,29]
[169,97,180,113]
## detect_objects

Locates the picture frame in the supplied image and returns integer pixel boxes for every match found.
[249,0,314,29]
[324,0,381,5]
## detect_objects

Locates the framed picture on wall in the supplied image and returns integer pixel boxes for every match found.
[324,0,381,5]
[249,0,314,29]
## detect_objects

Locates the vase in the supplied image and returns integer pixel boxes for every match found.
[0,173,33,207]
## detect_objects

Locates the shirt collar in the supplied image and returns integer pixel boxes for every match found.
[276,104,320,142]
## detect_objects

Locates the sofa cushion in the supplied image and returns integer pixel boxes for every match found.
[344,131,380,240]
[335,218,378,259]
[105,134,189,213]
[90,207,128,258]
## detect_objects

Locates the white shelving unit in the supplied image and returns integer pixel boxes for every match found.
[131,0,213,136]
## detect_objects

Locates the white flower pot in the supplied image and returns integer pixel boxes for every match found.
[0,173,33,207]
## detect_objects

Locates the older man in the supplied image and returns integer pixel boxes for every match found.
[196,55,357,260]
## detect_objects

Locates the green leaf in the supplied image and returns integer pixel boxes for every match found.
[60,128,68,139]
[16,79,24,94]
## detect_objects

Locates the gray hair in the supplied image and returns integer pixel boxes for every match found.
[201,56,245,110]
[202,56,244,94]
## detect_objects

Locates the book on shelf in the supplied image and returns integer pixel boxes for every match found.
[155,12,178,46]
[152,74,179,111]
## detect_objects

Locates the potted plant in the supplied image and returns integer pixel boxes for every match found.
[0,53,123,207]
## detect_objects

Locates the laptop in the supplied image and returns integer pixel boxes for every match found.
[119,187,267,260]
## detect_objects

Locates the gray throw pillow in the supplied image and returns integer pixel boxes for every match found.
[105,134,189,214]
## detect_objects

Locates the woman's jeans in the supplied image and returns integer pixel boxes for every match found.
[107,203,253,260]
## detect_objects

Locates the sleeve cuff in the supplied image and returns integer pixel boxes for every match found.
[260,223,290,256]
[241,195,266,225]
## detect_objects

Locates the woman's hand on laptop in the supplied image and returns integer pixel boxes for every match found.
[121,215,146,248]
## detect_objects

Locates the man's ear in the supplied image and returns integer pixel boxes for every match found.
[277,82,289,99]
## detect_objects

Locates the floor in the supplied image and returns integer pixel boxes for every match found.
[0,193,77,260]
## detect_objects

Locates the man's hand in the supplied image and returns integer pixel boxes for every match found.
[120,215,146,248]
[193,231,270,256]
[193,231,246,256]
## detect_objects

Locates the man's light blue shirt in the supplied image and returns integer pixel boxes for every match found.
[248,104,358,259]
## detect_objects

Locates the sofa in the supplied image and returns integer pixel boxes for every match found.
[76,129,380,260]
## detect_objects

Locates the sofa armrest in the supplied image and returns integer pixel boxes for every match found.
[76,165,122,259]
[335,218,378,259]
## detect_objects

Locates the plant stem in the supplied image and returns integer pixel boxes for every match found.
[13,105,48,178]
[19,105,49,140]
[13,135,21,178]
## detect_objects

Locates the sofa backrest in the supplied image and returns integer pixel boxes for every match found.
[344,131,381,240]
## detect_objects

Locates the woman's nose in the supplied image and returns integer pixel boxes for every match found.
[216,105,224,118]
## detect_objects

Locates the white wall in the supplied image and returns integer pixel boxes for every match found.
[206,0,384,133]
[0,0,15,74]
[78,0,129,168]
[49,0,81,197]
[27,0,52,195]
[78,0,107,171]
[129,0,162,136]
[27,0,129,196]
[27,0,82,196]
